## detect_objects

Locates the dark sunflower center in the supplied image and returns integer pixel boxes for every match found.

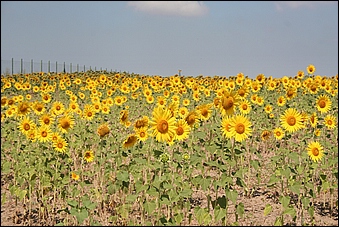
[58,143,63,148]
[287,116,296,126]
[24,123,30,131]
[222,96,234,109]
[235,123,245,134]
[61,120,70,129]
[157,120,168,133]
[42,131,47,137]
[318,100,326,108]
[312,148,319,156]
[176,126,184,136]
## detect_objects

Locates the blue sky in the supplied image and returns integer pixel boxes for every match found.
[1,1,338,78]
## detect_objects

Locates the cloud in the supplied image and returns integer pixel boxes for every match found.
[127,1,208,17]
[274,1,337,11]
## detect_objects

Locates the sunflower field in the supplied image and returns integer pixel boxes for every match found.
[1,65,338,226]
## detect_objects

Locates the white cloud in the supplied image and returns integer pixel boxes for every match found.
[274,1,337,11]
[127,1,208,17]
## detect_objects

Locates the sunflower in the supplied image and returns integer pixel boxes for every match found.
[285,87,297,100]
[174,119,191,141]
[68,101,80,113]
[236,85,249,99]
[84,150,95,162]
[120,110,129,126]
[134,116,149,131]
[307,64,316,75]
[324,114,336,130]
[314,129,321,137]
[316,94,332,114]
[33,101,45,115]
[221,115,233,139]
[114,96,124,106]
[277,96,286,107]
[184,110,200,128]
[122,134,138,148]
[273,127,284,140]
[82,105,95,121]
[219,90,240,116]
[309,112,318,128]
[307,141,324,162]
[41,93,52,103]
[182,98,190,106]
[261,130,271,141]
[16,101,31,117]
[146,95,154,104]
[18,116,36,135]
[196,103,213,121]
[26,129,38,142]
[37,125,53,143]
[178,107,189,119]
[280,108,304,133]
[39,114,54,127]
[167,101,179,118]
[51,101,65,116]
[50,131,61,143]
[238,100,251,115]
[135,127,149,142]
[97,124,110,137]
[101,104,110,114]
[53,137,68,153]
[149,106,176,143]
[264,105,273,114]
[58,114,75,134]
[228,115,252,142]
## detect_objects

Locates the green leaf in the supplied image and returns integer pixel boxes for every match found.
[143,201,156,214]
[199,177,211,191]
[283,207,296,218]
[279,196,290,209]
[289,183,301,195]
[116,170,129,182]
[226,190,238,205]
[267,175,279,186]
[67,199,78,208]
[236,202,244,219]
[264,204,272,216]
[75,209,88,224]
[214,206,226,221]
[126,194,138,203]
[274,216,282,226]
[301,197,310,208]
[174,213,184,225]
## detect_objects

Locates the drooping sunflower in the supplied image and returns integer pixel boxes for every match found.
[280,108,304,133]
[261,130,271,141]
[37,125,53,143]
[84,150,95,163]
[184,110,200,128]
[58,114,75,134]
[149,106,176,143]
[134,116,149,131]
[307,141,324,162]
[122,134,138,148]
[220,115,233,139]
[273,127,284,140]
[174,119,191,141]
[316,94,332,114]
[309,112,318,128]
[219,90,240,116]
[120,109,129,126]
[324,114,336,130]
[18,116,36,136]
[16,101,31,117]
[53,137,68,153]
[33,101,45,115]
[228,115,252,142]
[167,101,179,118]
[97,124,110,137]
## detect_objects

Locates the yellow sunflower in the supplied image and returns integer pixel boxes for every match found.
[277,96,286,107]
[53,137,68,153]
[178,107,189,119]
[219,90,240,116]
[135,127,149,142]
[18,116,36,136]
[97,124,110,137]
[51,101,65,116]
[16,101,31,117]
[221,115,233,139]
[307,64,316,75]
[324,114,336,130]
[39,114,54,127]
[84,150,95,163]
[309,112,318,128]
[58,114,75,134]
[184,110,200,128]
[134,116,149,131]
[196,103,213,121]
[37,125,53,143]
[229,115,252,142]
[82,105,95,121]
[264,105,273,114]
[174,119,191,141]
[149,106,176,143]
[122,134,138,148]
[33,101,45,115]
[261,130,271,141]
[280,108,304,133]
[273,127,284,140]
[316,94,332,114]
[307,141,324,162]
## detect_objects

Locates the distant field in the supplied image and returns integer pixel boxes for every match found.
[1,66,338,226]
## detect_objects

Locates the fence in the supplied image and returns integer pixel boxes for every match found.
[1,58,115,76]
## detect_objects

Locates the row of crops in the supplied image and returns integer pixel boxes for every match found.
[1,65,338,225]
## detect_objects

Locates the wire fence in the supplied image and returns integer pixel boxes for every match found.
[1,58,115,76]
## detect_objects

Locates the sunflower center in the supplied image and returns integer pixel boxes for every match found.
[276,131,281,136]
[222,96,234,109]
[24,123,30,131]
[287,116,296,126]
[42,131,47,137]
[312,148,319,156]
[56,106,61,110]
[37,106,43,111]
[20,104,28,113]
[85,152,91,158]
[186,115,195,126]
[87,112,92,117]
[327,120,333,125]
[318,100,326,108]
[157,120,169,133]
[242,104,248,110]
[57,142,63,148]
[140,131,146,137]
[201,109,208,117]
[44,118,50,124]
[176,126,184,136]
[61,120,70,129]
[235,123,245,134]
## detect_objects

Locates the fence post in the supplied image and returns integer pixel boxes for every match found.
[48,61,50,73]
[41,60,42,73]
[70,63,72,73]
[63,62,66,73]
[20,59,23,74]
[12,58,13,75]
[31,59,33,74]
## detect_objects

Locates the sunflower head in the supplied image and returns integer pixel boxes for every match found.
[307,141,324,162]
